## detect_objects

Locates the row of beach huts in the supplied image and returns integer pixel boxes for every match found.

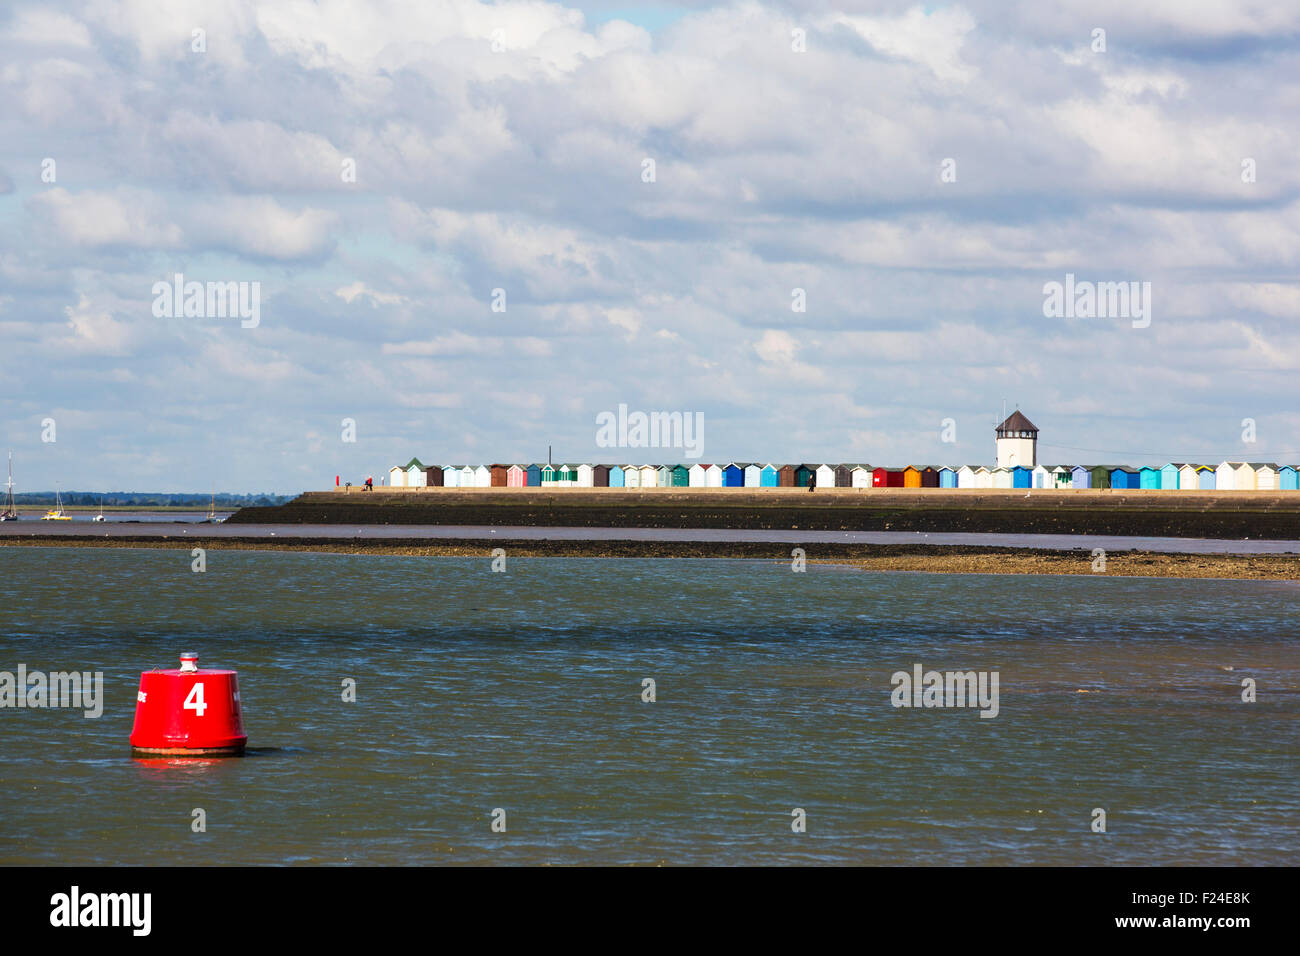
[383,459,1300,490]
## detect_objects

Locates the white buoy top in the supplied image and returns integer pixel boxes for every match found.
[179,653,199,673]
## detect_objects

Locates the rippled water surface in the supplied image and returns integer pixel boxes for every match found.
[0,547,1296,865]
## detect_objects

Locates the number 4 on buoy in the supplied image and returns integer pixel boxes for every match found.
[183,683,207,716]
[130,653,247,758]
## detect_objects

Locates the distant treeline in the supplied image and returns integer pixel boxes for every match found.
[12,492,291,508]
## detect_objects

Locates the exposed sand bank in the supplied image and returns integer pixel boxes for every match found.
[3,535,1296,579]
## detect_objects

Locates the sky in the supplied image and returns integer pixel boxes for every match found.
[1,0,1298,493]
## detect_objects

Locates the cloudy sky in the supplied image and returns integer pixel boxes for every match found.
[2,1,1297,492]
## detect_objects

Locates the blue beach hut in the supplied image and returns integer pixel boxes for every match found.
[760,464,779,487]
[1197,466,1216,490]
[1071,466,1091,489]
[1159,464,1180,490]
[526,464,542,487]
[1280,466,1299,490]
[1108,467,1137,489]
[723,463,744,487]
[1139,466,1161,489]
[609,465,626,488]
[1012,466,1031,488]
[939,467,957,488]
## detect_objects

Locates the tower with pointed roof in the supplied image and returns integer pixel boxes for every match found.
[995,409,1038,468]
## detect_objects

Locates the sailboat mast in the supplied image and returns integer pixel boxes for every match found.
[3,451,13,515]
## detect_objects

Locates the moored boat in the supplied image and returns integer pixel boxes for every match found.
[2,453,18,521]
[41,486,71,520]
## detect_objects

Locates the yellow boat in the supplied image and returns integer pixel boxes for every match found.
[41,487,71,520]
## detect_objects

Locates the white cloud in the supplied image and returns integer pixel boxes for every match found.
[30,188,183,249]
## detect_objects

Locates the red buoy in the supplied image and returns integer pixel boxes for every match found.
[130,653,247,757]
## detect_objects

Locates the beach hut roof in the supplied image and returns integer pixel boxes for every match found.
[403,457,425,470]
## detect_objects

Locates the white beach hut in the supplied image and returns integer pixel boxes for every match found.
[814,464,836,489]
[688,464,708,487]
[851,465,872,488]
[706,464,723,487]
[576,464,594,487]
[639,464,659,488]
[1178,464,1200,490]
[1215,462,1237,490]
[1232,462,1257,490]
[388,465,406,488]
[991,467,1013,489]
[956,465,978,489]
[744,464,763,487]
[471,465,490,487]
[440,465,460,488]
[1032,465,1052,489]
[624,465,641,488]
[407,460,427,488]
[1252,463,1278,490]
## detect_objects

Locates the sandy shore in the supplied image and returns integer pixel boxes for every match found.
[4,535,1297,579]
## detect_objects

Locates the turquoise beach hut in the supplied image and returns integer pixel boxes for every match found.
[1280,466,1298,490]
[1139,466,1161,489]
[609,465,625,487]
[1160,464,1180,489]
[760,464,779,487]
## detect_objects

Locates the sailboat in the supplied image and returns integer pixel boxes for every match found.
[201,492,219,523]
[0,452,16,521]
[93,497,105,522]
[41,485,71,520]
